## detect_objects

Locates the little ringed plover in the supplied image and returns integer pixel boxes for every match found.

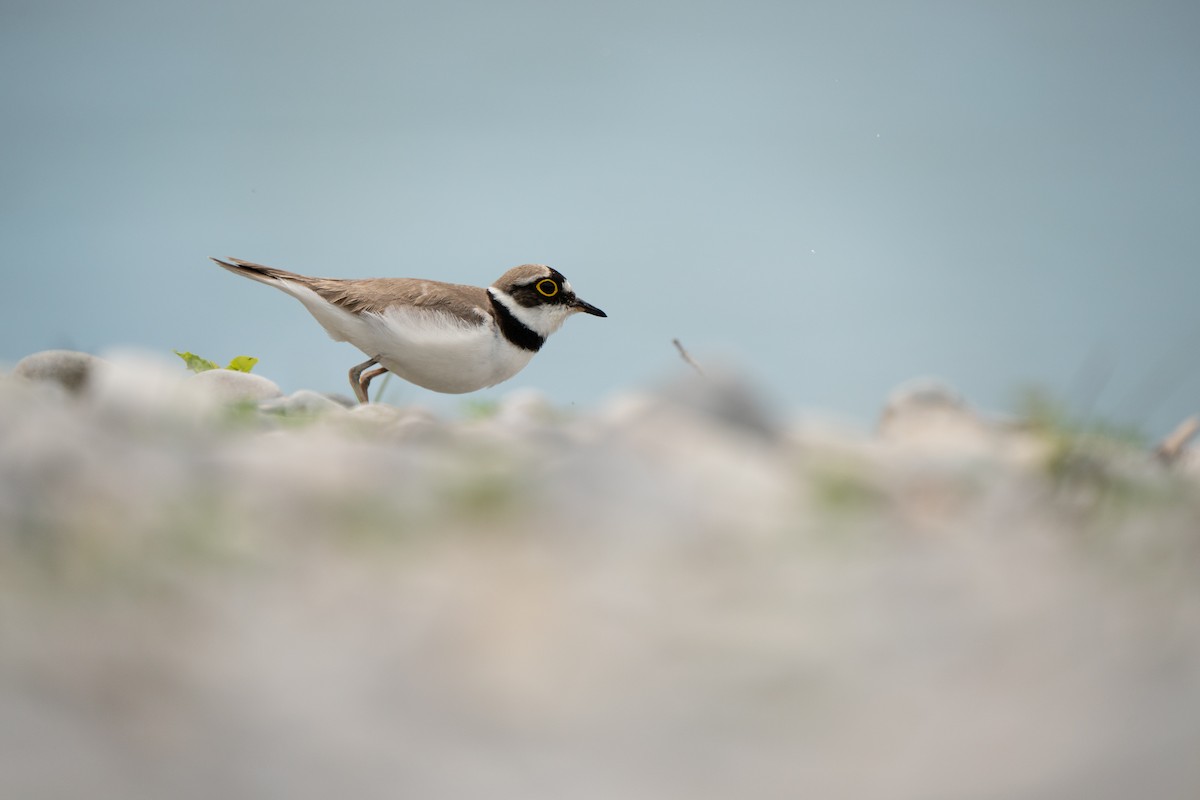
[210,257,606,403]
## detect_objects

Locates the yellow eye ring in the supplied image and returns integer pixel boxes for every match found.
[535,279,559,297]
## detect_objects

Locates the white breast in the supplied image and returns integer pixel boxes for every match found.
[368,306,535,393]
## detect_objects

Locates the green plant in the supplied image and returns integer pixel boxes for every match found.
[1013,386,1146,448]
[175,351,259,374]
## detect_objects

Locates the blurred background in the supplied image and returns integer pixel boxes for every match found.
[3,0,1199,433]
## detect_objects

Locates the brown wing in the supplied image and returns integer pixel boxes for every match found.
[212,257,492,321]
[307,278,492,321]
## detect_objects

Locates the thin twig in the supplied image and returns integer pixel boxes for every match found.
[1154,415,1199,465]
[672,338,705,377]
[375,371,393,404]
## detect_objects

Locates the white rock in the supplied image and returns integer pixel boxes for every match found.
[656,367,780,441]
[12,350,103,395]
[346,403,444,441]
[878,380,993,452]
[260,389,348,417]
[494,388,556,428]
[87,350,200,419]
[346,402,412,425]
[876,379,1051,465]
[186,369,282,404]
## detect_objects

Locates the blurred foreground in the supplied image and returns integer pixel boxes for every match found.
[3,351,1200,799]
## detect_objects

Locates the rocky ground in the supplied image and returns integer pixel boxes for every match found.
[3,349,1200,800]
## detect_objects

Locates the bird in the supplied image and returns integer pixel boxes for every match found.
[210,257,607,403]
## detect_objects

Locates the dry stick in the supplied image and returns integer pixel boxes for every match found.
[1154,415,1200,465]
[672,338,705,377]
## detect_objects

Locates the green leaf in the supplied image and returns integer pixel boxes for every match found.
[225,356,259,373]
[175,350,219,373]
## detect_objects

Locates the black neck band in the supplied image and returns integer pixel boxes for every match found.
[489,292,545,352]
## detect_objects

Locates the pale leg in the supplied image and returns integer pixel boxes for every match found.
[349,357,380,404]
[358,366,388,404]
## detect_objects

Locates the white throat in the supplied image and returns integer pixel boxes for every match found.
[488,287,574,338]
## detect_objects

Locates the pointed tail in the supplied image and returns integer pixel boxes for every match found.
[209,256,314,287]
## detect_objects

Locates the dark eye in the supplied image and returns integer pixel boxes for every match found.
[535,278,559,297]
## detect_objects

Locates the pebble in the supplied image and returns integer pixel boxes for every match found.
[260,389,349,417]
[493,388,556,428]
[877,379,993,453]
[12,349,103,396]
[185,369,282,404]
[346,402,445,442]
[655,367,781,441]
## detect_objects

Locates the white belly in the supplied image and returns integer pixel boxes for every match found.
[377,330,535,394]
[335,304,535,393]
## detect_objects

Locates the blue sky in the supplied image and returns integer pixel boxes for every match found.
[4,0,1199,433]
